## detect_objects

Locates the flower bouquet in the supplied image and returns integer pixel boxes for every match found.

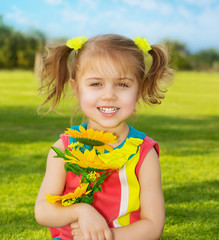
[45,126,119,206]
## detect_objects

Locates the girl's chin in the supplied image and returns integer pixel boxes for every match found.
[88,119,127,131]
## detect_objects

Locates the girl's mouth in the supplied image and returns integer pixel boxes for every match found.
[97,107,119,117]
[98,107,119,113]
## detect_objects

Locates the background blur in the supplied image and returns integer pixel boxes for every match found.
[0,1,219,239]
[1,0,219,71]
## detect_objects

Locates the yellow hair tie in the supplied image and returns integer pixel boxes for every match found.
[66,36,88,51]
[133,36,152,54]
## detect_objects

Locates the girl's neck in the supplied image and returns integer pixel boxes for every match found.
[87,121,130,148]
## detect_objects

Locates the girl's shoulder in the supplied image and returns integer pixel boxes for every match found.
[53,138,65,151]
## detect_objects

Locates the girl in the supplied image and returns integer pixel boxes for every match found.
[35,34,173,240]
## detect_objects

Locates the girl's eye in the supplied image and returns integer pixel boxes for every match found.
[90,82,102,87]
[118,82,129,88]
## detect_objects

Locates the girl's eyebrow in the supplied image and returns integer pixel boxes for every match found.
[85,77,103,81]
[117,77,134,82]
[85,77,134,81]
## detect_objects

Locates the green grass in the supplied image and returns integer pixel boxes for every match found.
[0,70,218,239]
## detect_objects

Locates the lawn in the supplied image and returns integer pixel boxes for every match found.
[0,70,218,239]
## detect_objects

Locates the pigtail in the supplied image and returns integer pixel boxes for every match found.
[39,44,73,111]
[142,44,174,104]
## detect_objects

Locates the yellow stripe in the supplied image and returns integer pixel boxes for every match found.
[117,151,141,226]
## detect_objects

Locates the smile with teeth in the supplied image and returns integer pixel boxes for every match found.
[98,107,119,113]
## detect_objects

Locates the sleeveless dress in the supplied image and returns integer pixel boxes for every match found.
[50,123,159,240]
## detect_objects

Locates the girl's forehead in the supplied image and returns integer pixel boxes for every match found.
[76,52,136,80]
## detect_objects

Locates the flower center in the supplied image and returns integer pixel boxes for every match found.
[75,137,105,146]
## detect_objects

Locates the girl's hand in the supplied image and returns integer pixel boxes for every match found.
[70,222,83,240]
[71,203,112,240]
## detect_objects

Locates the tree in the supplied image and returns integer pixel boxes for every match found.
[191,49,219,71]
[163,39,192,70]
[0,16,46,69]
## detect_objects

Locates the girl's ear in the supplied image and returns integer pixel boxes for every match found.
[70,79,79,98]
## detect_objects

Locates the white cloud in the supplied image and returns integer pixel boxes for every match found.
[61,8,89,23]
[177,5,196,21]
[5,5,29,25]
[45,0,63,5]
[184,0,217,7]
[197,6,219,32]
[4,5,39,28]
[122,0,173,15]
[80,0,98,9]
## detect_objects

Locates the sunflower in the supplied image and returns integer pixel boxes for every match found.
[65,148,118,170]
[99,137,143,169]
[65,126,117,153]
[45,182,91,206]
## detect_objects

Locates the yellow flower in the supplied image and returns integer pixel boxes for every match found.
[86,171,100,182]
[65,126,117,153]
[65,148,118,170]
[45,183,91,205]
[62,198,76,206]
[99,137,143,169]
[45,194,62,204]
[69,142,84,149]
[66,36,88,50]
[133,36,152,54]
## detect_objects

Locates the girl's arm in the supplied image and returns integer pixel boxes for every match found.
[35,139,112,239]
[110,147,165,240]
[35,138,79,227]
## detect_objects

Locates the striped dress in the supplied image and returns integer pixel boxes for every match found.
[50,123,159,240]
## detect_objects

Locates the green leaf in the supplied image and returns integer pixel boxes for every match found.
[81,195,93,204]
[92,170,111,192]
[51,146,66,159]
[86,167,106,172]
[75,137,104,146]
[64,163,81,176]
[65,148,72,156]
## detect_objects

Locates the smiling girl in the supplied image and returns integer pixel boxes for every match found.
[35,34,173,240]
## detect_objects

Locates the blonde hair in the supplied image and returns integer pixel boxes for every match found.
[39,34,174,110]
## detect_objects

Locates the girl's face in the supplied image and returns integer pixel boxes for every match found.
[72,57,139,132]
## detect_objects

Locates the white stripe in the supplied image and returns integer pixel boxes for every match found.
[113,164,129,227]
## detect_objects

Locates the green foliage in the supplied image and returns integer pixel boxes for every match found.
[1,15,219,71]
[191,48,219,71]
[64,162,83,176]
[164,39,219,71]
[0,69,219,239]
[164,39,192,70]
[0,17,45,69]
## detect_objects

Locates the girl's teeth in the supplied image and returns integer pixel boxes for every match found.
[99,107,118,113]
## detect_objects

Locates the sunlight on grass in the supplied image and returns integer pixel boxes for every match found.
[0,70,218,239]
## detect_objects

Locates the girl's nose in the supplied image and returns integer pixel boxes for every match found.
[102,85,117,100]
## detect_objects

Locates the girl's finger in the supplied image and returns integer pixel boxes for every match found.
[91,232,98,240]
[72,229,81,236]
[97,231,105,240]
[70,222,80,229]
[104,229,113,240]
[83,232,91,240]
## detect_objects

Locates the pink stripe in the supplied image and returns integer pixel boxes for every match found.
[135,136,159,179]
[60,134,70,149]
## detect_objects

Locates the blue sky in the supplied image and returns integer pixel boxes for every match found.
[1,0,219,52]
